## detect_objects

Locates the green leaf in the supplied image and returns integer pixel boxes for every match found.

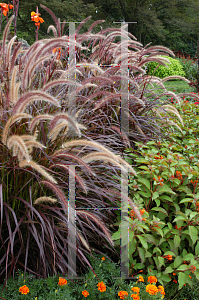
[190,212,198,219]
[129,241,137,256]
[177,186,192,194]
[164,266,173,274]
[183,253,194,261]
[145,234,157,245]
[174,256,182,268]
[137,235,148,250]
[178,272,186,290]
[159,274,172,283]
[112,231,120,240]
[154,198,160,207]
[174,235,181,249]
[177,265,189,271]
[152,192,159,200]
[153,227,164,237]
[195,270,199,281]
[179,198,193,204]
[151,207,168,216]
[137,247,145,265]
[195,241,199,256]
[158,184,176,195]
[137,178,151,190]
[189,226,198,245]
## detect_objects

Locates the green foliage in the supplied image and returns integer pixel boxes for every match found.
[147,56,186,78]
[176,57,198,81]
[112,100,199,290]
[0,252,165,299]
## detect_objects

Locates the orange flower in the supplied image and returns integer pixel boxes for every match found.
[173,273,176,276]
[58,277,67,286]
[146,284,158,295]
[31,11,44,28]
[131,287,140,294]
[131,294,140,299]
[140,208,145,215]
[82,290,89,297]
[0,3,11,16]
[97,281,106,292]
[158,285,165,296]
[137,275,144,282]
[148,276,157,284]
[190,265,196,273]
[118,291,128,299]
[164,254,172,261]
[173,279,177,283]
[101,257,105,260]
[19,285,29,295]
[176,171,183,180]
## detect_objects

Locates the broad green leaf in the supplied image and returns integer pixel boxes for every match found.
[137,235,148,250]
[178,272,186,290]
[174,256,182,268]
[195,241,199,256]
[137,178,151,190]
[195,270,199,281]
[189,226,198,245]
[177,265,189,271]
[174,235,181,249]
[179,198,193,204]
[159,274,172,283]
[177,186,192,194]
[145,234,157,245]
[152,192,159,200]
[158,256,165,268]
[164,266,173,274]
[151,207,168,216]
[153,227,164,237]
[129,241,137,256]
[158,184,176,195]
[112,231,120,240]
[164,251,176,257]
[137,247,145,265]
[190,212,198,220]
[153,247,162,255]
[183,253,194,261]
[154,199,160,207]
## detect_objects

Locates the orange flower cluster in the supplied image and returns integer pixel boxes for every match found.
[175,225,182,230]
[146,284,158,295]
[101,256,105,260]
[191,179,198,185]
[31,11,44,28]
[137,275,144,282]
[148,276,157,284]
[0,3,13,16]
[176,171,183,180]
[118,291,128,299]
[52,47,63,59]
[154,155,164,159]
[129,208,146,221]
[58,277,67,286]
[173,279,177,283]
[131,287,140,294]
[189,265,196,273]
[158,285,165,297]
[196,201,199,211]
[130,294,140,299]
[153,176,164,186]
[82,290,89,297]
[97,281,106,292]
[164,254,172,261]
[19,285,29,295]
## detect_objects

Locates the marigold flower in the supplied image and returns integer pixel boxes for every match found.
[131,294,140,299]
[148,275,157,284]
[97,281,106,292]
[131,287,140,294]
[118,291,128,299]
[101,257,105,260]
[146,284,158,295]
[137,275,144,282]
[19,285,29,295]
[58,277,67,286]
[158,285,165,296]
[82,290,89,297]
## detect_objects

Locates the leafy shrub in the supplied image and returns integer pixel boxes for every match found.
[112,100,199,290]
[147,55,186,78]
[176,57,198,81]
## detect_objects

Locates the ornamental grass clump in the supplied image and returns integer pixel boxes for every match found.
[0,4,190,288]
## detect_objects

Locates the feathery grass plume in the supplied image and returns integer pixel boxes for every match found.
[2,113,32,145]
[50,163,87,193]
[47,25,58,37]
[178,93,199,101]
[82,151,136,175]
[5,35,17,71]
[161,75,190,83]
[48,121,68,141]
[159,91,182,105]
[76,210,114,246]
[2,15,14,66]
[127,112,146,136]
[161,104,184,125]
[29,114,54,133]
[10,65,20,104]
[12,91,61,114]
[19,160,57,184]
[42,79,82,92]
[28,54,53,82]
[138,56,171,68]
[54,139,136,175]
[49,113,81,136]
[24,140,46,150]
[34,196,58,205]
[51,152,96,177]
[7,135,31,162]
[158,118,183,133]
[76,229,91,252]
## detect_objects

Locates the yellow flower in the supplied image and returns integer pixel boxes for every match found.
[146,284,158,295]
[137,275,144,282]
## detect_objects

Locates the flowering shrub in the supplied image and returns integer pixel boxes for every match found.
[112,100,199,290]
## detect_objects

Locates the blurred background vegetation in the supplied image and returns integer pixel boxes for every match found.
[3,0,199,57]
